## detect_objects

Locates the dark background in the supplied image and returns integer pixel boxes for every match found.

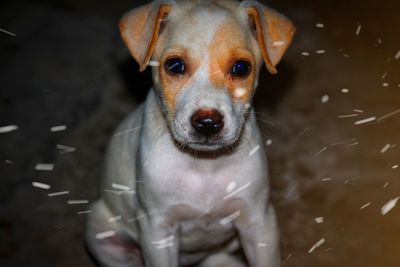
[1,0,400,266]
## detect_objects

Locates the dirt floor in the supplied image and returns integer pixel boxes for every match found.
[1,0,399,266]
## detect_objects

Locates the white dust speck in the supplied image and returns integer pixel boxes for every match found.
[96,230,116,239]
[48,191,69,197]
[224,182,251,200]
[382,82,389,87]
[316,50,326,54]
[395,50,400,60]
[316,23,324,28]
[341,88,349,93]
[249,145,260,157]
[67,199,89,205]
[301,52,310,56]
[355,25,362,35]
[321,177,332,182]
[244,103,251,109]
[354,117,376,125]
[112,183,131,191]
[314,217,324,223]
[354,109,364,113]
[273,41,285,47]
[77,210,92,215]
[0,125,18,134]
[5,160,16,164]
[377,109,400,121]
[380,144,391,153]
[234,87,247,98]
[360,202,371,210]
[266,139,272,146]
[381,197,399,215]
[383,182,389,188]
[0,27,16,36]
[220,210,241,225]
[32,182,51,190]
[35,163,54,171]
[338,114,359,118]
[148,61,160,67]
[258,242,267,247]
[152,235,175,249]
[392,164,399,169]
[321,95,330,103]
[315,146,327,157]
[50,125,67,132]
[57,144,76,153]
[308,238,326,253]
[108,215,122,222]
[381,72,387,79]
[226,181,237,193]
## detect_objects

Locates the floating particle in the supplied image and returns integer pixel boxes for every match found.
[266,139,272,146]
[383,182,389,188]
[148,61,160,67]
[355,25,362,35]
[5,160,15,164]
[50,125,67,132]
[377,109,400,121]
[226,181,237,193]
[111,183,131,191]
[381,197,399,215]
[314,217,324,223]
[57,144,76,153]
[353,109,364,113]
[244,103,251,109]
[380,144,391,153]
[381,72,387,79]
[321,177,332,182]
[354,117,376,125]
[273,41,284,47]
[220,210,241,225]
[234,87,246,98]
[395,50,400,60]
[96,230,116,239]
[48,191,69,197]
[316,50,326,54]
[382,82,389,87]
[32,182,51,190]
[392,164,399,169]
[338,114,359,118]
[152,235,175,249]
[0,27,16,36]
[67,200,89,205]
[308,238,326,253]
[316,23,324,28]
[315,146,327,157]
[78,210,92,215]
[341,88,349,93]
[249,145,260,156]
[35,163,54,171]
[360,202,371,210]
[108,215,122,222]
[258,243,267,247]
[0,125,18,134]
[224,182,251,200]
[321,95,329,103]
[348,142,359,146]
[301,52,310,56]
[378,38,382,44]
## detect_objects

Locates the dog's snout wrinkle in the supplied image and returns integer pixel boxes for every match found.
[191,108,224,137]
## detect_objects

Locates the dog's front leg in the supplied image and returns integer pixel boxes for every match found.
[236,204,281,267]
[138,213,179,267]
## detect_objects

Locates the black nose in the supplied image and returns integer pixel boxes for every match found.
[191,109,224,137]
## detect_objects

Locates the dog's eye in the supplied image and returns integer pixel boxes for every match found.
[231,60,251,77]
[165,58,185,75]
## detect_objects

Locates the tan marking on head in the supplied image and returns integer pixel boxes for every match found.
[158,48,200,112]
[208,18,257,102]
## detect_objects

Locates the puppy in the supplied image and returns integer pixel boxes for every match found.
[86,1,294,266]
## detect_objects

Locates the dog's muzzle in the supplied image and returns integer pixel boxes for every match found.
[190,108,224,137]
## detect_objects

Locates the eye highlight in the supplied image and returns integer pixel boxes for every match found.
[231,60,251,78]
[164,57,186,75]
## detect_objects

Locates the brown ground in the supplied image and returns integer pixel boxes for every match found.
[0,0,399,266]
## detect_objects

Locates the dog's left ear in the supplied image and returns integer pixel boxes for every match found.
[241,1,295,74]
[119,1,172,71]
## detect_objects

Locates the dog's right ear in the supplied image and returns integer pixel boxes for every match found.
[119,1,172,71]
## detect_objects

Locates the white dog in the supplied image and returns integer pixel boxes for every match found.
[86,1,294,266]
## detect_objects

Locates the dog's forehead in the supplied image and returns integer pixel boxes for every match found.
[163,3,248,52]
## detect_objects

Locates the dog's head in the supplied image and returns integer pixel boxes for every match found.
[119,0,295,152]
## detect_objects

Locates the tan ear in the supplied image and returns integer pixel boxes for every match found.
[242,1,295,74]
[119,2,171,71]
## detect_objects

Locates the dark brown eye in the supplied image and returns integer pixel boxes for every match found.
[165,58,185,75]
[231,60,251,77]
